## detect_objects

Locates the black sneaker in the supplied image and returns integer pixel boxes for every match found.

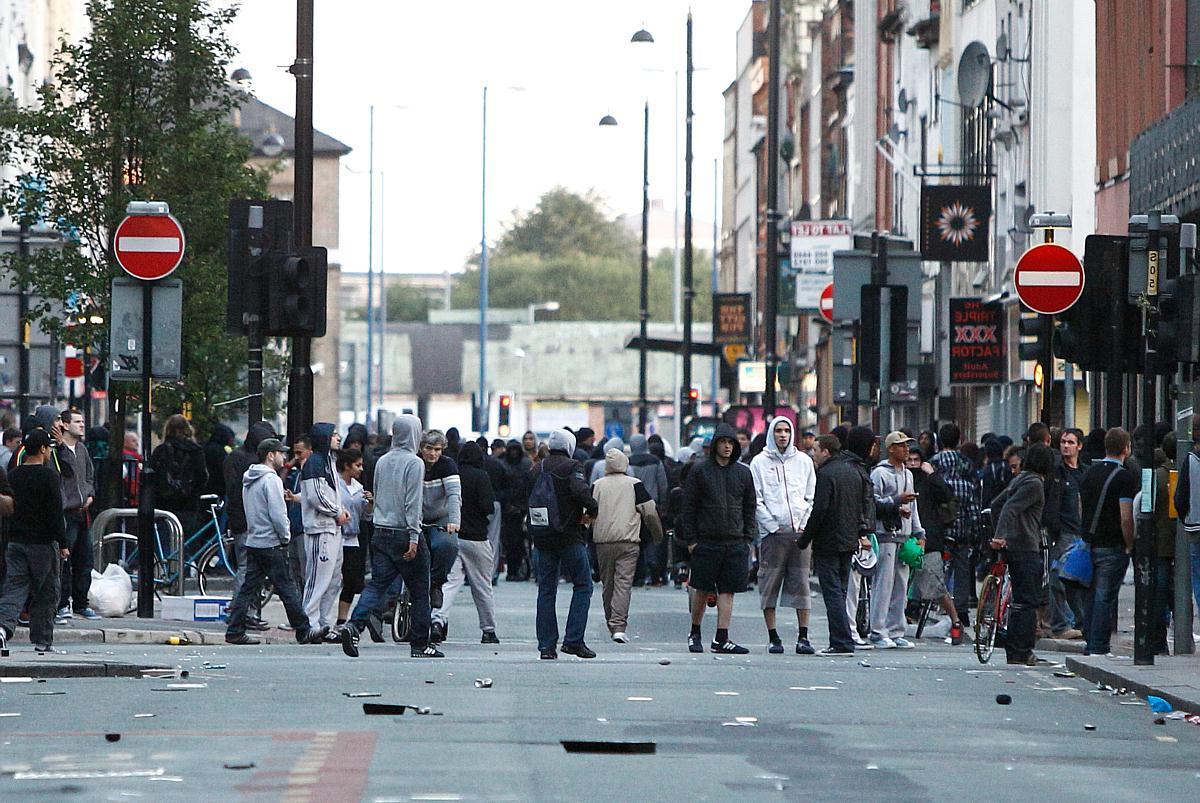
[481,630,500,644]
[430,621,446,644]
[561,642,596,659]
[710,640,749,655]
[341,625,360,658]
[411,644,445,658]
[224,633,261,645]
[365,614,385,643]
[768,639,784,654]
[430,585,444,611]
[246,618,271,632]
[688,633,704,653]
[0,628,7,656]
[540,649,558,659]
[818,646,855,656]
[306,626,329,645]
[322,629,343,644]
[796,638,816,655]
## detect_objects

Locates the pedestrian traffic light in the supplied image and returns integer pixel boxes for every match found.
[497,393,512,437]
[1017,312,1050,362]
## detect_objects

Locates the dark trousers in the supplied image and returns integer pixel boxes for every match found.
[59,514,92,611]
[1086,547,1129,654]
[0,542,60,645]
[813,551,855,652]
[226,545,309,638]
[350,528,431,649]
[1150,557,1174,654]
[534,542,593,652]
[948,542,974,613]
[501,511,527,577]
[1005,550,1043,661]
[427,527,459,593]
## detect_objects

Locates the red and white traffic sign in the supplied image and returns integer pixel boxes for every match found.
[1014,243,1084,315]
[113,211,186,281]
[818,282,834,324]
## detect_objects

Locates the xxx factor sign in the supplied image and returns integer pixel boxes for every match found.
[1014,242,1084,315]
[113,211,186,281]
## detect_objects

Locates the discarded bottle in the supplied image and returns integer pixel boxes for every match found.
[166,636,190,646]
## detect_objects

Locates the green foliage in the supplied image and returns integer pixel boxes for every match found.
[347,282,434,323]
[489,186,637,262]
[0,0,273,436]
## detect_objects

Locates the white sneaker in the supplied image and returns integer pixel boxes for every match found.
[852,634,874,650]
[56,607,72,619]
[869,636,897,649]
[892,637,915,649]
[611,632,628,644]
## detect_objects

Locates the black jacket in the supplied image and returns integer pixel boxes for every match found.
[203,425,234,498]
[223,422,276,534]
[501,441,531,515]
[457,443,496,541]
[150,436,208,513]
[805,450,874,555]
[483,454,507,507]
[680,424,757,544]
[529,450,597,549]
[913,468,954,553]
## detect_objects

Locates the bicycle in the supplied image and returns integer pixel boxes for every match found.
[974,544,1011,664]
[389,587,413,643]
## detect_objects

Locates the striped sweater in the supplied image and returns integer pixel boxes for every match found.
[422,455,462,529]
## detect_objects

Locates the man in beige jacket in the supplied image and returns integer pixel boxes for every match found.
[591,448,663,643]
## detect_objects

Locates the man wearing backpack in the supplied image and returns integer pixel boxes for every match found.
[151,414,208,541]
[528,428,598,659]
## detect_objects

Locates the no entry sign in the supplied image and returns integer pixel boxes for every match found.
[1014,243,1084,315]
[818,282,834,324]
[113,210,186,281]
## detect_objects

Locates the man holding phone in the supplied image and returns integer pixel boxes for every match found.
[869,431,925,649]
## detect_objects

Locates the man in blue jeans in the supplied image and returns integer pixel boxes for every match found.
[417,429,461,643]
[528,429,598,660]
[342,414,443,659]
[1079,428,1137,656]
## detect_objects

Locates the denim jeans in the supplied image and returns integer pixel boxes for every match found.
[534,542,593,652]
[1086,547,1129,654]
[59,514,93,611]
[813,551,855,652]
[226,545,309,637]
[1006,550,1043,662]
[0,542,60,646]
[1190,540,1200,619]
[1150,558,1174,654]
[427,527,460,594]
[1046,538,1075,633]
[350,528,431,648]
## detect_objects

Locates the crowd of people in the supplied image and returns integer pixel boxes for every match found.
[2,402,1198,666]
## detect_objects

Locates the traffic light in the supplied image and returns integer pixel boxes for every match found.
[859,284,907,383]
[266,247,328,337]
[1018,311,1050,363]
[681,386,700,418]
[497,393,512,437]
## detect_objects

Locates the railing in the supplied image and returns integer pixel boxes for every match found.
[91,508,185,596]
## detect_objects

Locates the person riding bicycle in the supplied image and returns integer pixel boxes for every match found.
[988,442,1053,666]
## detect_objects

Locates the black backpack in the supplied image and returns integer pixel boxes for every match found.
[526,466,566,544]
[158,441,197,505]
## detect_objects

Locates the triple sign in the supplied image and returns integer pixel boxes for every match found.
[1014,243,1084,315]
[113,202,186,281]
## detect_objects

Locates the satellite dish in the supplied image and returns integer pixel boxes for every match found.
[897,88,910,113]
[957,41,992,108]
[996,32,1009,62]
[887,122,905,143]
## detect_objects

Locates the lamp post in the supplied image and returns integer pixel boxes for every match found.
[479,86,489,435]
[366,104,375,426]
[682,12,695,423]
[287,0,315,446]
[762,0,782,415]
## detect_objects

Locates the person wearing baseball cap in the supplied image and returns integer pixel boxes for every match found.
[868,432,925,649]
[225,438,326,645]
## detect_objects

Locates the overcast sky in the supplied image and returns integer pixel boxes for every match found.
[224,0,749,276]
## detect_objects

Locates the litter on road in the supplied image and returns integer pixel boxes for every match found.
[626,696,653,702]
[561,740,656,754]
[342,692,382,698]
[474,678,493,688]
[996,694,1013,705]
[105,734,121,742]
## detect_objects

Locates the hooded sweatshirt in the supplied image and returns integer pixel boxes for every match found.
[456,442,496,540]
[589,437,629,485]
[243,462,291,548]
[224,421,276,534]
[422,452,462,528]
[749,416,816,538]
[627,434,669,508]
[871,458,925,544]
[592,448,662,545]
[680,424,757,544]
[528,429,598,549]
[301,422,342,535]
[372,415,425,545]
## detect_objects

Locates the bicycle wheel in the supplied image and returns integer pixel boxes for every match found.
[975,575,1000,663]
[100,533,169,599]
[855,580,870,639]
[390,589,412,643]
[915,599,935,639]
[197,534,238,597]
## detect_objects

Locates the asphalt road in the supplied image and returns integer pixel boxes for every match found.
[2,580,1198,801]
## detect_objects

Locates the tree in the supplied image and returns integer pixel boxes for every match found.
[488,187,637,262]
[0,0,271,438]
[347,282,433,323]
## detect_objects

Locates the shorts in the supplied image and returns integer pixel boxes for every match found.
[912,551,948,601]
[687,541,750,594]
[756,534,811,611]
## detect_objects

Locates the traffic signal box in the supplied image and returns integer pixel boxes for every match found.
[227,200,328,338]
[498,393,512,437]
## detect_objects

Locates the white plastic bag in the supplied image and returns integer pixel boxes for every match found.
[88,563,133,617]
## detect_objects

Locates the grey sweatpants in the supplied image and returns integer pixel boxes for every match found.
[302,531,343,630]
[0,542,60,646]
[433,538,496,633]
[869,541,909,641]
[596,541,640,633]
[487,502,502,573]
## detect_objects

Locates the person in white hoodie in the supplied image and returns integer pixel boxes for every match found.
[225,439,325,645]
[750,416,817,655]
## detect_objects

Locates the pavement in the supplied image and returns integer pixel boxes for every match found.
[1,578,1198,800]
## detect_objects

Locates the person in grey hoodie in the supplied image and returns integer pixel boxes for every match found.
[628,434,670,585]
[868,431,925,649]
[225,439,325,645]
[301,423,349,633]
[342,415,444,659]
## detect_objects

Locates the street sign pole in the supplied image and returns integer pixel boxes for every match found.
[872,234,891,431]
[1134,211,1163,666]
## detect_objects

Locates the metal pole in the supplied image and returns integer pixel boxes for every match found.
[479,85,489,434]
[873,234,891,430]
[672,69,681,443]
[1174,230,1196,655]
[639,100,650,434]
[1134,210,1162,666]
[247,312,263,425]
[681,13,694,421]
[137,281,154,617]
[17,221,30,422]
[366,104,374,426]
[1040,229,1056,425]
[711,158,719,415]
[763,0,782,416]
[288,0,315,445]
[379,171,387,420]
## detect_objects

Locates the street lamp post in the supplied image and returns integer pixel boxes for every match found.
[682,12,695,423]
[288,0,316,445]
[479,86,489,435]
[366,105,375,426]
[763,0,783,415]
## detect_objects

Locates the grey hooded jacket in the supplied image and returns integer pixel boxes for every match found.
[243,462,292,548]
[627,434,669,508]
[373,415,425,545]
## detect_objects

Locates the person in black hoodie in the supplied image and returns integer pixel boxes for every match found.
[224,421,277,631]
[203,424,235,499]
[529,429,598,659]
[433,442,499,642]
[151,414,208,539]
[481,441,508,580]
[501,439,531,580]
[680,423,757,654]
[804,430,875,655]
